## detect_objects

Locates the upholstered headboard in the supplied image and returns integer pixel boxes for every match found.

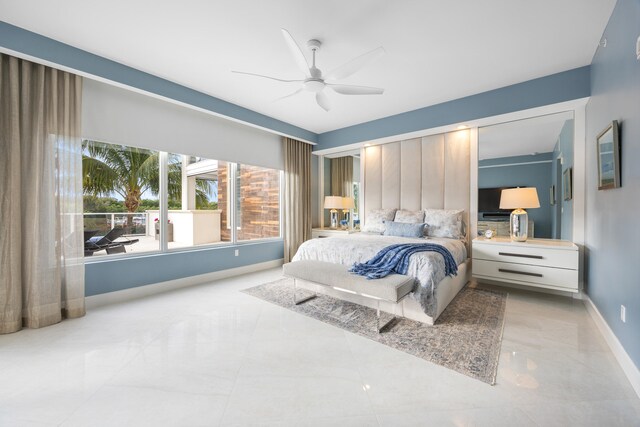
[361,129,471,245]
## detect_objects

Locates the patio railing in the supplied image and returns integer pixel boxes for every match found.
[83,212,148,236]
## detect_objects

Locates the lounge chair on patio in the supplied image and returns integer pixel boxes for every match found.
[84,227,139,256]
[84,230,99,243]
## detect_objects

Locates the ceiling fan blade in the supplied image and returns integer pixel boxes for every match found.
[232,70,304,83]
[327,84,384,95]
[316,91,331,112]
[281,28,311,77]
[326,46,385,81]
[273,88,303,102]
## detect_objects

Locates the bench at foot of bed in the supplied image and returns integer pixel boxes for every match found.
[282,260,415,333]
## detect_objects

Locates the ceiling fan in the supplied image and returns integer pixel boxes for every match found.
[232,29,385,112]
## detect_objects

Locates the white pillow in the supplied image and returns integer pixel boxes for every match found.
[362,208,397,234]
[394,209,425,224]
[423,209,465,239]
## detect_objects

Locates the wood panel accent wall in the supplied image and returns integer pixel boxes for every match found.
[362,129,470,241]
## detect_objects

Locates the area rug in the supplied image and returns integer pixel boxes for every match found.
[242,278,507,385]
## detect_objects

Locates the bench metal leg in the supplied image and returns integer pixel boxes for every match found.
[292,279,316,305]
[376,300,397,333]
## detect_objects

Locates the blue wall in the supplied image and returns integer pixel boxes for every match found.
[85,241,284,296]
[0,21,317,144]
[479,153,553,238]
[585,0,640,368]
[317,67,591,150]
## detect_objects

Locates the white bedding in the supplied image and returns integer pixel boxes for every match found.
[292,233,468,316]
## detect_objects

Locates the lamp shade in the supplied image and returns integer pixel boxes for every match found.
[324,196,343,210]
[499,187,540,209]
[341,197,355,209]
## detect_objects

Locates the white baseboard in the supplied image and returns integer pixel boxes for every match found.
[86,259,284,309]
[583,296,640,398]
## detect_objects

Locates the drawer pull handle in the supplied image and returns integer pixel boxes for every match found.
[498,268,543,278]
[498,252,543,260]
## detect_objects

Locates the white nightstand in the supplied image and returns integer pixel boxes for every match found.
[472,236,579,293]
[311,228,359,238]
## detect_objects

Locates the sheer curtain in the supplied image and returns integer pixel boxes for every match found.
[0,54,85,334]
[283,137,312,263]
[330,156,353,197]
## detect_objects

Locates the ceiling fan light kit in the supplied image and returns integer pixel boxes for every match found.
[233,29,385,111]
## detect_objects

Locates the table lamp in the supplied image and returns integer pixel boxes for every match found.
[324,196,343,229]
[341,197,355,228]
[499,187,540,241]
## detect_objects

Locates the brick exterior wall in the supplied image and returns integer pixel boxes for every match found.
[219,163,280,241]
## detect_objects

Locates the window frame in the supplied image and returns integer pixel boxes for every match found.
[83,143,283,263]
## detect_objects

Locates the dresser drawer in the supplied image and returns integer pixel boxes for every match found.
[473,259,579,291]
[472,243,578,269]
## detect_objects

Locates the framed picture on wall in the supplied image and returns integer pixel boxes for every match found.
[596,120,621,190]
[550,185,556,205]
[563,168,573,201]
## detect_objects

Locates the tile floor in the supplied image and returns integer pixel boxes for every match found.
[0,268,638,426]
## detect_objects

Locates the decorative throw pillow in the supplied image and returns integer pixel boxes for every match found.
[394,209,425,224]
[361,208,397,234]
[383,221,426,238]
[423,209,465,239]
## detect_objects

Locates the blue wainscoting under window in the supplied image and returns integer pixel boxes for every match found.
[85,240,284,296]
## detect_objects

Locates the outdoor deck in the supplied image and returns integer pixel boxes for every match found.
[87,234,229,257]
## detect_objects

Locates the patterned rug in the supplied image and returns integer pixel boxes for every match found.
[242,278,507,384]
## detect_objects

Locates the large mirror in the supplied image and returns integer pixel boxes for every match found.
[322,151,360,227]
[478,111,574,240]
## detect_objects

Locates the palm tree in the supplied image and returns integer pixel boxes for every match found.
[82,140,214,213]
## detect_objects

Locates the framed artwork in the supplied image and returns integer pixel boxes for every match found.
[563,168,573,201]
[596,120,621,190]
[550,185,556,205]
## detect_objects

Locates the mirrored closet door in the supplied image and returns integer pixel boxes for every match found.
[322,151,360,227]
[477,111,574,240]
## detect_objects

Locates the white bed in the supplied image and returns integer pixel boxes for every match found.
[304,130,472,324]
[291,233,470,325]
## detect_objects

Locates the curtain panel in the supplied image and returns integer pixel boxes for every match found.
[0,54,85,334]
[330,156,353,197]
[283,137,312,263]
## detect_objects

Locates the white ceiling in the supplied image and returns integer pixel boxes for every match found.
[0,0,615,134]
[478,111,574,160]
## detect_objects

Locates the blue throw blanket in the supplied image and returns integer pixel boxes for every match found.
[349,243,458,280]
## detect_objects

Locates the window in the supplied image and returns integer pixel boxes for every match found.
[236,163,281,241]
[222,165,241,234]
[151,153,231,250]
[82,140,281,258]
[82,140,160,257]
